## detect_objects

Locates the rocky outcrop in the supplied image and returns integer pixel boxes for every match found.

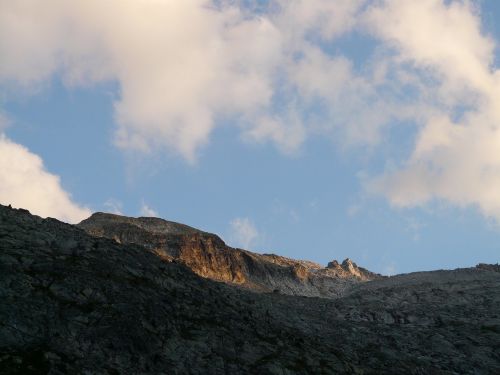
[1,204,500,374]
[78,212,381,298]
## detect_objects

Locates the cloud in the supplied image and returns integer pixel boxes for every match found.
[229,217,259,249]
[2,0,500,223]
[243,113,306,154]
[140,202,158,217]
[0,0,365,162]
[365,0,500,221]
[0,0,284,162]
[274,0,365,43]
[0,135,90,223]
[365,0,494,95]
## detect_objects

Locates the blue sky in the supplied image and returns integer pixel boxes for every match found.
[1,0,500,274]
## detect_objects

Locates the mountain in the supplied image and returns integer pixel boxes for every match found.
[1,204,500,374]
[78,212,381,298]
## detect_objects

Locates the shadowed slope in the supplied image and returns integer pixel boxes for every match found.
[1,205,499,374]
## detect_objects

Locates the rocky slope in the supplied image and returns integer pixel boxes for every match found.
[78,212,381,298]
[1,204,500,374]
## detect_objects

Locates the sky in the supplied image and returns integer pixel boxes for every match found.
[1,0,500,275]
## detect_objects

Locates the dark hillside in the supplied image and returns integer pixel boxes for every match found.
[1,205,499,374]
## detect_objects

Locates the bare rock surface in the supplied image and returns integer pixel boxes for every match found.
[78,212,381,298]
[1,204,500,374]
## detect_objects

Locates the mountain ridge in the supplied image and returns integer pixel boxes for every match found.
[78,211,382,298]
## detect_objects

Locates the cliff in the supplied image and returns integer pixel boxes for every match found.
[78,212,381,298]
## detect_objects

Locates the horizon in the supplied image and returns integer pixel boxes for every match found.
[1,0,500,275]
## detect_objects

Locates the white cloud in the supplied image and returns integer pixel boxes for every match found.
[229,217,259,249]
[287,46,397,147]
[0,135,90,223]
[2,0,500,224]
[0,0,365,162]
[365,0,494,96]
[243,113,306,154]
[140,202,158,217]
[274,0,365,42]
[0,0,285,162]
[365,0,500,222]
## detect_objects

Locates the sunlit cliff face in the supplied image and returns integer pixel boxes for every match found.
[78,212,381,297]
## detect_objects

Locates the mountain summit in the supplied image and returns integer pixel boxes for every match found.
[78,212,381,298]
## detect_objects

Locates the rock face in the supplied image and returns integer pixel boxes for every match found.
[2,204,500,374]
[78,212,381,298]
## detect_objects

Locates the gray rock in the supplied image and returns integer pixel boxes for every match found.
[0,204,499,374]
[78,212,382,298]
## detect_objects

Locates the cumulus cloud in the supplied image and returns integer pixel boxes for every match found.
[243,113,306,154]
[229,217,259,249]
[0,0,365,161]
[0,0,284,162]
[365,0,500,221]
[0,135,90,223]
[2,0,500,222]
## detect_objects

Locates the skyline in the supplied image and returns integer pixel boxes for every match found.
[1,0,500,274]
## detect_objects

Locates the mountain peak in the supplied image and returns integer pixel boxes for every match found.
[77,211,382,297]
